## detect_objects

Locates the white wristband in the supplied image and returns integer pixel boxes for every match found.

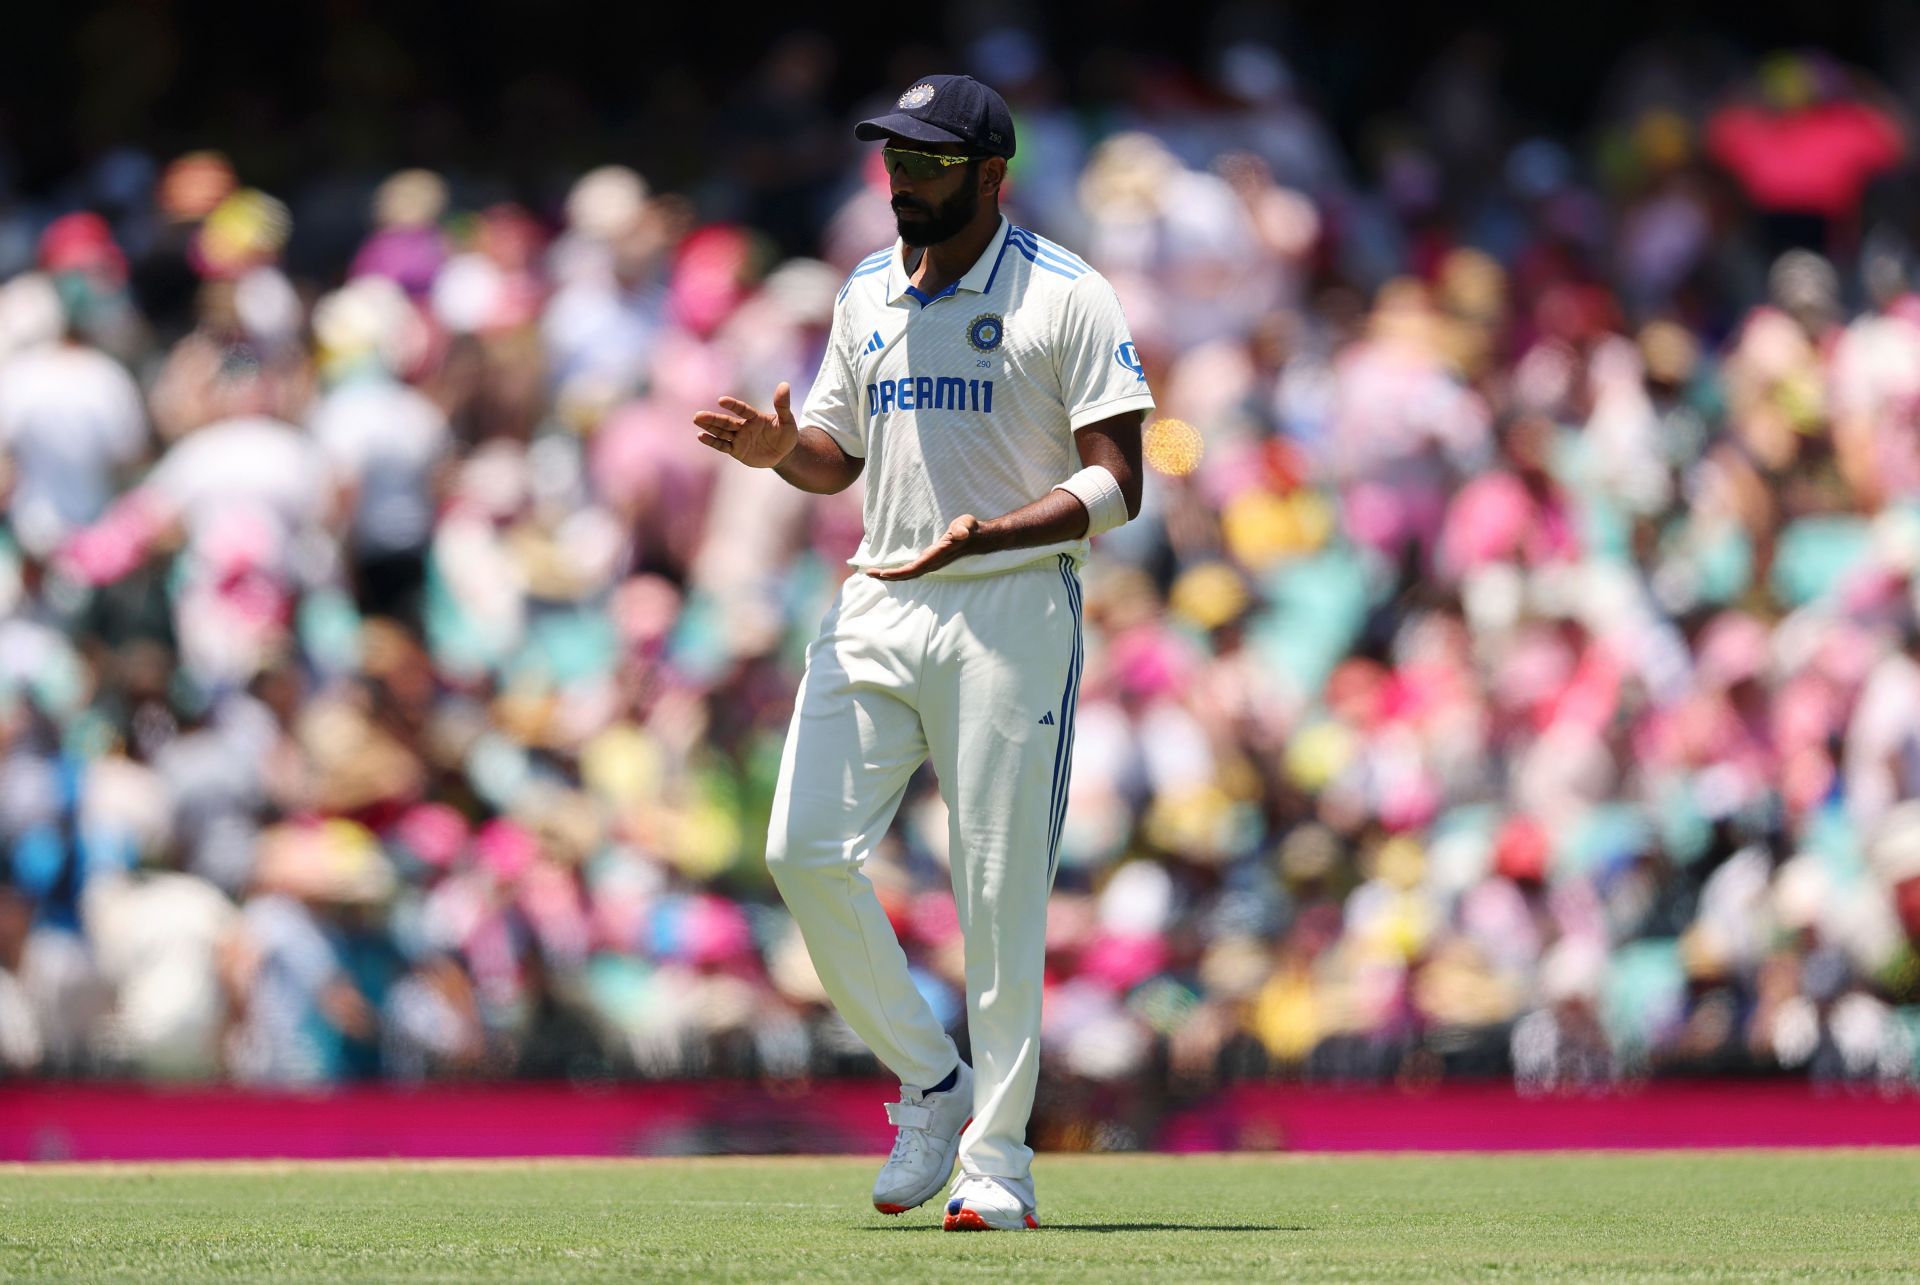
[1054,464,1129,536]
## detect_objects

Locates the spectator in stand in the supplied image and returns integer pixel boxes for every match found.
[5,35,1920,1114]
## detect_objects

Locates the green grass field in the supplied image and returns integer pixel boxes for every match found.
[2,1151,1918,1282]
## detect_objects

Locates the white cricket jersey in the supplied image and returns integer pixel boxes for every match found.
[800,214,1156,578]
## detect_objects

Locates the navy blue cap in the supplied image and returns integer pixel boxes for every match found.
[855,75,1016,159]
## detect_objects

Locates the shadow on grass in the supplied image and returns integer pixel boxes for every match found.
[868,1223,1306,1233]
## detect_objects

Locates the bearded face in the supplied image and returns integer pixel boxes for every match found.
[892,161,981,247]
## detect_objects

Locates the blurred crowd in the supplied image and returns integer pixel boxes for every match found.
[7,28,1920,1105]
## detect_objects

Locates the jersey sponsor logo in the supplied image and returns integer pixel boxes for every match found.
[967,313,1004,352]
[863,329,886,354]
[898,83,936,108]
[865,375,994,416]
[1114,341,1145,381]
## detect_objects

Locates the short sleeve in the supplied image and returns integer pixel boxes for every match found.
[1054,274,1156,431]
[799,304,865,459]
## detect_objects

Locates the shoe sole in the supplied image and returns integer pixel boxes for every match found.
[872,1116,971,1216]
[943,1208,1040,1232]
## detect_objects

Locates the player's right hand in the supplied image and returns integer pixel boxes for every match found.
[693,382,799,469]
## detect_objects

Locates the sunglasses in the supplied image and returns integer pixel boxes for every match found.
[881,147,980,180]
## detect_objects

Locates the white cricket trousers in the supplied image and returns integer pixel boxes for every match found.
[766,553,1083,1183]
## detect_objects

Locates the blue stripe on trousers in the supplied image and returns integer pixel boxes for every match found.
[1055,562,1083,875]
[1052,553,1082,852]
[1046,554,1083,876]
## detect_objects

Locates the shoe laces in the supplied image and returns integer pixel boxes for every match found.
[884,1092,937,1164]
[887,1129,931,1165]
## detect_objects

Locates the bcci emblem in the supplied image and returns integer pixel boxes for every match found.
[898,83,937,109]
[967,313,1004,353]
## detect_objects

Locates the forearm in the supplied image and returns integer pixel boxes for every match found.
[774,426,864,494]
[968,488,1091,556]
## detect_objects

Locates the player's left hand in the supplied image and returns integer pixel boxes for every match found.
[866,515,982,580]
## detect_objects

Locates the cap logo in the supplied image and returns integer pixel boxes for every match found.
[898,83,936,109]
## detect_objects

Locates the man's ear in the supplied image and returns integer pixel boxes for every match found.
[981,156,1008,198]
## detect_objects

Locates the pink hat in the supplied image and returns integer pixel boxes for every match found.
[1439,474,1532,576]
[1695,611,1771,689]
[1494,815,1549,883]
[1079,933,1169,990]
[684,894,753,966]
[394,803,471,869]
[475,818,540,883]
[669,225,753,339]
[1111,627,1195,701]
[40,212,127,284]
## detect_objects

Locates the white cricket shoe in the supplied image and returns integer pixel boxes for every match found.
[871,1063,973,1215]
[942,1172,1039,1231]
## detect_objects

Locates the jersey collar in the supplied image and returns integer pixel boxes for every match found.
[887,215,1012,306]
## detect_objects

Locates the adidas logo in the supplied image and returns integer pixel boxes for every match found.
[1038,712,1055,725]
[863,330,886,354]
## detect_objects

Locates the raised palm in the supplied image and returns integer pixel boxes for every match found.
[693,381,800,469]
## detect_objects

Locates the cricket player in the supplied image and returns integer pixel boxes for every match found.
[693,74,1153,1231]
